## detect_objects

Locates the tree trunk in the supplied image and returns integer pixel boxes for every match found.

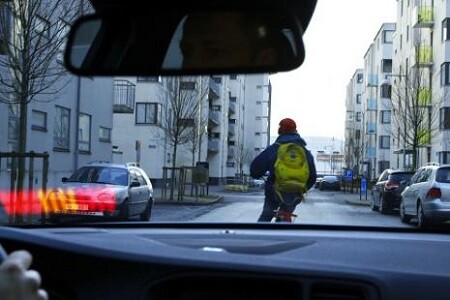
[16,96,28,223]
[169,142,178,201]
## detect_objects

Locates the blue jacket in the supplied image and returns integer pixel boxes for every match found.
[250,132,317,198]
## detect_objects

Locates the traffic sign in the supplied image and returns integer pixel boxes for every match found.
[344,169,353,181]
[361,178,367,193]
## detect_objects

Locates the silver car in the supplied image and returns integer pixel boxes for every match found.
[400,164,450,228]
[49,162,153,222]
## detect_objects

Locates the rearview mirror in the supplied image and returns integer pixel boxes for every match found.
[130,181,141,188]
[64,10,305,76]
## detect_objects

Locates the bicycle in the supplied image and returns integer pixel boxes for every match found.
[272,208,297,223]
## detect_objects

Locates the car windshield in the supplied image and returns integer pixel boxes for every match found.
[1,0,450,232]
[388,173,413,183]
[66,166,128,186]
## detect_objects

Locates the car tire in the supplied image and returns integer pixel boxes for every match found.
[380,195,389,215]
[140,198,153,221]
[120,200,130,221]
[399,201,411,223]
[417,202,428,229]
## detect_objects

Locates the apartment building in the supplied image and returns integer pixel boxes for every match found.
[0,1,114,189]
[112,74,270,186]
[392,0,450,168]
[361,23,395,179]
[344,69,364,176]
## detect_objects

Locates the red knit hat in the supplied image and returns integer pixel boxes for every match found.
[278,118,297,134]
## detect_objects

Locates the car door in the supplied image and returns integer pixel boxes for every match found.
[401,168,423,214]
[128,169,148,216]
[134,168,151,213]
[372,170,388,206]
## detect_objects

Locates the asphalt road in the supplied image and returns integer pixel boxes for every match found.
[152,188,413,228]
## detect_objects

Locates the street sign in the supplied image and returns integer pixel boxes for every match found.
[344,169,353,181]
[361,178,367,193]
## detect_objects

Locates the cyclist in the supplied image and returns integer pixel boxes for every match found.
[250,118,317,222]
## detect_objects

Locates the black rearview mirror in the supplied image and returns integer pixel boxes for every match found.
[64,10,305,76]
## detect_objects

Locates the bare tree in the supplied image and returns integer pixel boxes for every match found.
[234,146,253,178]
[0,0,89,222]
[390,62,442,171]
[162,76,209,200]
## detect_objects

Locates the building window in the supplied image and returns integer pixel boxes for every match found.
[357,73,363,83]
[381,84,391,98]
[443,18,450,41]
[256,101,262,105]
[355,112,362,122]
[255,132,261,136]
[135,103,161,125]
[441,63,450,85]
[383,30,394,43]
[379,136,390,149]
[406,25,409,42]
[255,116,261,121]
[382,59,392,73]
[438,151,450,164]
[229,119,236,124]
[78,113,91,153]
[228,141,235,146]
[35,15,50,38]
[355,130,361,139]
[54,106,70,151]
[229,74,237,80]
[356,94,361,104]
[400,34,403,50]
[31,110,47,131]
[230,96,237,102]
[99,127,111,143]
[212,77,222,84]
[378,161,390,174]
[440,107,450,130]
[211,105,221,111]
[180,81,196,90]
[380,111,391,124]
[137,76,161,83]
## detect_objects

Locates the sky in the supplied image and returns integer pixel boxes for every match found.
[269,0,397,140]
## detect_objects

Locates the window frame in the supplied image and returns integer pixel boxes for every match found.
[379,135,390,149]
[53,105,71,151]
[135,102,162,125]
[31,110,47,132]
[78,113,91,153]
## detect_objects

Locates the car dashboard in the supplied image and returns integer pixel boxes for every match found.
[0,223,449,300]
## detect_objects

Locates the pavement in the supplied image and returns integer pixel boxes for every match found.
[153,185,372,207]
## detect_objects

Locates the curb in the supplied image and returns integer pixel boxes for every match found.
[154,195,223,206]
[345,199,371,207]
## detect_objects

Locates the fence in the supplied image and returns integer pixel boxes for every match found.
[0,151,49,224]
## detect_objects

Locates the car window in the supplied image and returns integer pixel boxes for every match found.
[133,169,147,186]
[388,173,413,183]
[436,168,450,183]
[378,171,389,182]
[418,169,432,183]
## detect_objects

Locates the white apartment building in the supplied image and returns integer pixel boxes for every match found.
[0,1,114,189]
[344,69,364,176]
[361,23,395,179]
[392,0,450,168]
[306,136,345,176]
[112,75,270,186]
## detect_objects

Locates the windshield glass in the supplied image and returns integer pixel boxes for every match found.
[1,0,450,231]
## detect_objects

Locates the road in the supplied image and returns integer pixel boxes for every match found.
[152,188,413,228]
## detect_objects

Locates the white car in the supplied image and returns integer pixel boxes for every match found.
[49,162,153,222]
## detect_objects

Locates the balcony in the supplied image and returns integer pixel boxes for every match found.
[366,74,378,87]
[209,80,220,100]
[228,124,236,136]
[228,146,235,157]
[414,45,433,67]
[412,5,434,28]
[113,80,135,113]
[418,87,432,106]
[208,110,220,126]
[229,101,236,113]
[208,138,220,153]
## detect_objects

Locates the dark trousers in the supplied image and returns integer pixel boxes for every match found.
[257,193,299,222]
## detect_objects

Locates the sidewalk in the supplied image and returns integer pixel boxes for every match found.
[153,185,224,205]
[341,190,371,206]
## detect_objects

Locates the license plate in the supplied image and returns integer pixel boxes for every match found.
[65,204,88,211]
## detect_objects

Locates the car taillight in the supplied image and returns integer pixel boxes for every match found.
[384,182,399,191]
[426,187,441,199]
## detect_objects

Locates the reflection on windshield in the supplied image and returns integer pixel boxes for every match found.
[67,167,128,186]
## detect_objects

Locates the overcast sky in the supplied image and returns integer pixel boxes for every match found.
[269,0,397,140]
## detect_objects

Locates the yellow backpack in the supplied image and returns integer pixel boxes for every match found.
[274,142,310,202]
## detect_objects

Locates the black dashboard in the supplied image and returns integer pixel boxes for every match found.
[1,224,450,300]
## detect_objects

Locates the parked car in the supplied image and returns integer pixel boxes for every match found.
[314,176,323,189]
[49,162,154,222]
[400,164,450,228]
[371,169,414,214]
[319,175,341,191]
